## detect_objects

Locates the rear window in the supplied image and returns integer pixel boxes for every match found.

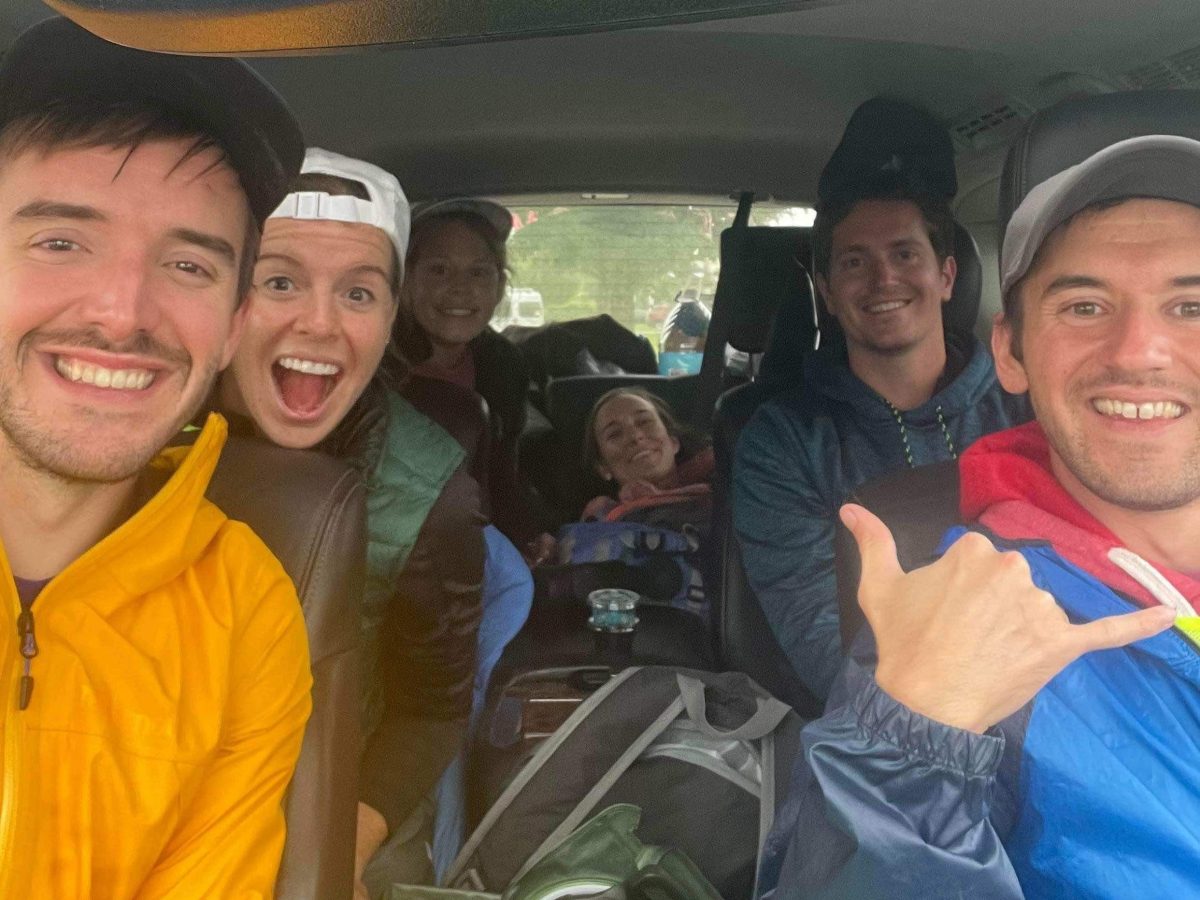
[492,203,814,350]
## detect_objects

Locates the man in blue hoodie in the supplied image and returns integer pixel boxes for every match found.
[733,168,1027,700]
[756,130,1200,900]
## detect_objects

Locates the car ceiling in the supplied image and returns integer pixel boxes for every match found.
[4,0,1200,211]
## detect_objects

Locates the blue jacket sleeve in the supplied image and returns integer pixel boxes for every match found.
[732,402,844,700]
[758,650,1023,900]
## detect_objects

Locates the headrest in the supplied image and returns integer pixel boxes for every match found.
[759,270,819,385]
[999,90,1200,240]
[724,227,814,354]
[946,222,981,336]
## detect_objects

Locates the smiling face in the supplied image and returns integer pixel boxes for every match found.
[592,393,681,488]
[404,218,504,354]
[818,199,955,359]
[993,198,1200,514]
[0,138,250,482]
[222,217,397,448]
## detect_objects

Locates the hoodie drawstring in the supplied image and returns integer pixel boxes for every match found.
[885,400,957,468]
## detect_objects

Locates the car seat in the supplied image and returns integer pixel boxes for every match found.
[402,372,492,501]
[834,460,960,649]
[709,215,983,719]
[471,378,717,826]
[833,88,1200,653]
[708,224,822,717]
[204,435,366,900]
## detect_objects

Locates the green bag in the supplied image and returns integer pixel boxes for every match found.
[388,805,722,900]
[505,803,724,900]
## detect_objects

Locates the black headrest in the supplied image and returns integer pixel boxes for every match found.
[759,270,819,385]
[946,222,982,336]
[723,226,814,355]
[999,90,1200,240]
[810,219,982,356]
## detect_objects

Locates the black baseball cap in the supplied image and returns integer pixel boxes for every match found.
[0,17,304,228]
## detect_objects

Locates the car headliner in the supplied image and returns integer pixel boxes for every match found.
[2,1,1198,210]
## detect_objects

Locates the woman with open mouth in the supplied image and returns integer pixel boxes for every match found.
[214,149,530,896]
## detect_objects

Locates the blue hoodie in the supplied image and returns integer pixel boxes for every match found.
[756,424,1200,899]
[732,334,1028,700]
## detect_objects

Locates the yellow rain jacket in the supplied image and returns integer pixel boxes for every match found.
[0,414,312,898]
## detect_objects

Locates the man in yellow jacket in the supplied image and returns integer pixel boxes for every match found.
[0,17,312,898]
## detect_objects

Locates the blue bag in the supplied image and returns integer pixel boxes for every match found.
[555,520,704,613]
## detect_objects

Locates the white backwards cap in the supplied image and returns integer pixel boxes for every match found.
[269,147,411,274]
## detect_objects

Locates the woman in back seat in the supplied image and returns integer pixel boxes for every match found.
[394,199,555,563]
[582,387,714,528]
[537,388,715,614]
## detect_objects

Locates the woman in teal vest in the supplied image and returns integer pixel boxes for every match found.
[217,149,531,895]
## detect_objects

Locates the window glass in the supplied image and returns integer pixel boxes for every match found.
[493,204,813,350]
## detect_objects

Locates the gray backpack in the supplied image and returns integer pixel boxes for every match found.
[446,666,803,899]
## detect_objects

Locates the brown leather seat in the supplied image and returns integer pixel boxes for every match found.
[206,434,366,900]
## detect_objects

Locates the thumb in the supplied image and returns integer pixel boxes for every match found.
[840,503,903,584]
[1068,604,1176,656]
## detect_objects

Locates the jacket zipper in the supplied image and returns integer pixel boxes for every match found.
[0,578,24,898]
[15,606,36,711]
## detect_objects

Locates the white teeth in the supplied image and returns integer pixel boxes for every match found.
[277,356,340,376]
[868,301,906,313]
[439,308,475,317]
[1092,398,1184,420]
[54,356,154,391]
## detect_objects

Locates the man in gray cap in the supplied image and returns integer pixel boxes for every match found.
[756,132,1200,899]
[0,16,309,898]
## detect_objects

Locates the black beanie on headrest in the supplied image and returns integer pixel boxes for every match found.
[818,97,957,204]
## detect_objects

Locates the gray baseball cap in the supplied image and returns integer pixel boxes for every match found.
[1001,134,1200,295]
[412,198,514,241]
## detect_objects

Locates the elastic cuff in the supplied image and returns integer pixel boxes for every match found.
[851,674,1005,776]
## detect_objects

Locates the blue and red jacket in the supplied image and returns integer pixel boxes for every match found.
[758,423,1200,899]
